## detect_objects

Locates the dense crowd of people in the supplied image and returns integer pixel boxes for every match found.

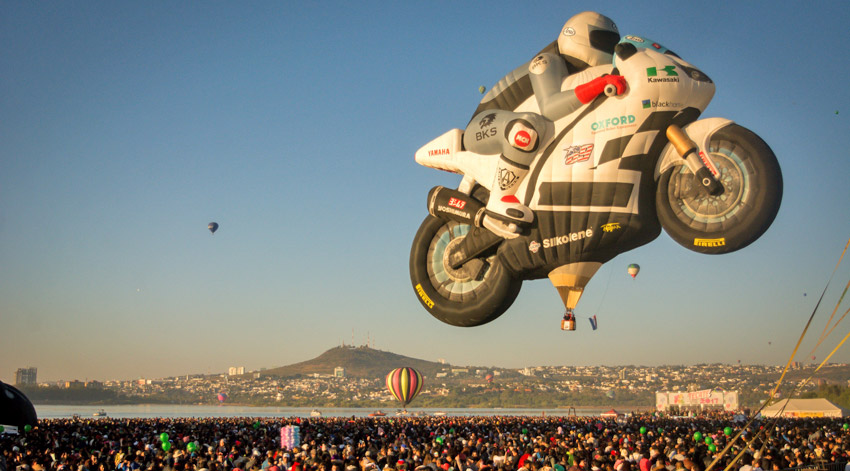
[3,413,849,471]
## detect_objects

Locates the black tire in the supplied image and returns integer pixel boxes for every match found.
[656,123,782,254]
[409,215,521,327]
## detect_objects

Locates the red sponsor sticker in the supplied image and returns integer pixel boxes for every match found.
[514,130,531,148]
[447,197,466,209]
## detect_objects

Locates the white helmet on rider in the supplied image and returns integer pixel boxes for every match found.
[557,11,620,68]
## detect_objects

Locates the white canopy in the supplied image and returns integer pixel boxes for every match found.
[759,398,848,418]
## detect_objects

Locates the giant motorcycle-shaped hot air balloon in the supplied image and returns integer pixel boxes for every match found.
[386,367,423,409]
[410,36,782,329]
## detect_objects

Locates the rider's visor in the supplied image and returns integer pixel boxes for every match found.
[589,30,620,55]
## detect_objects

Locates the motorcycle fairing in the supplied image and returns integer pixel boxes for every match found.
[496,46,715,278]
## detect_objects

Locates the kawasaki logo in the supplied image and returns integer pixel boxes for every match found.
[646,65,679,83]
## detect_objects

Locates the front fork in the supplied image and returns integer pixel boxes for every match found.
[666,124,724,196]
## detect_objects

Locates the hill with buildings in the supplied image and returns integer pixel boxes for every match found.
[257,345,451,379]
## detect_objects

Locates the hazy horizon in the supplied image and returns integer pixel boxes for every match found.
[8,343,839,384]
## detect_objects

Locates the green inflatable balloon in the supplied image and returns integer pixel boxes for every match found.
[160,433,169,443]
[436,437,443,444]
[708,444,717,453]
[844,423,849,430]
[162,442,172,451]
[657,428,663,434]
[705,437,713,445]
[24,425,32,432]
[639,426,647,435]
[693,432,703,442]
[724,427,733,436]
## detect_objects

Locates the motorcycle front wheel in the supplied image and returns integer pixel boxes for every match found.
[656,123,782,254]
[409,215,521,327]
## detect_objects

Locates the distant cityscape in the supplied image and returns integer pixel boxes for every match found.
[11,359,845,409]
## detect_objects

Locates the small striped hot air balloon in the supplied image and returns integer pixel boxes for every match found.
[386,367,423,408]
[627,263,640,279]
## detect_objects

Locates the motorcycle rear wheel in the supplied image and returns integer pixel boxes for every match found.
[656,123,782,254]
[409,215,521,327]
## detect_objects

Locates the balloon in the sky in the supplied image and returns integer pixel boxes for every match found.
[217,392,227,403]
[386,367,423,408]
[478,86,486,94]
[0,381,37,430]
[627,264,640,278]
[208,222,219,234]
[409,31,783,330]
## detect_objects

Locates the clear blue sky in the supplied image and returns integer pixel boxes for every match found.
[2,1,849,383]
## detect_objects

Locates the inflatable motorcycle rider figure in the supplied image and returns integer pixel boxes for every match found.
[466,11,626,239]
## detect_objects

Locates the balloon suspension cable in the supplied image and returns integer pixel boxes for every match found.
[593,264,616,316]
[705,237,850,471]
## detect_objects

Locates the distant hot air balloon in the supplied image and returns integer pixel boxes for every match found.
[478,86,486,94]
[386,367,423,408]
[485,373,494,383]
[627,264,640,278]
[217,392,227,403]
[208,222,219,234]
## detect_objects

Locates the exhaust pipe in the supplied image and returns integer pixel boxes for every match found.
[427,186,486,227]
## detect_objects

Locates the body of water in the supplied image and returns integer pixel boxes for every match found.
[33,404,614,419]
